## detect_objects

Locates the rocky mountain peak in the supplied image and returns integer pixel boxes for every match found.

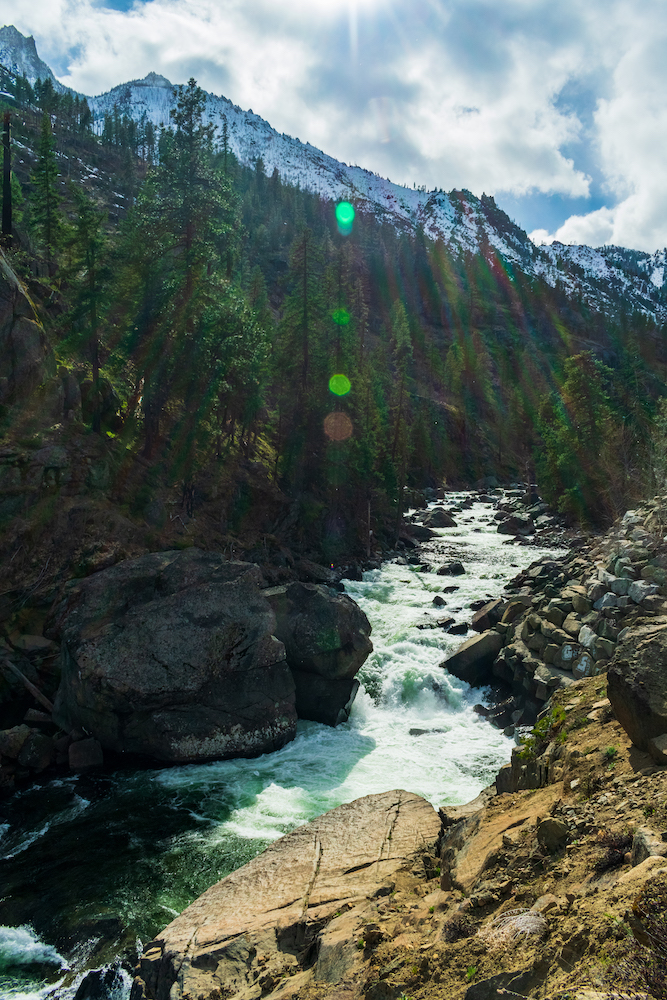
[0,23,64,91]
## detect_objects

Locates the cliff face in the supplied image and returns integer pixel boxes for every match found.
[0,251,56,409]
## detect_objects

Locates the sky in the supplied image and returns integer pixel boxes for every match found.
[2,0,667,253]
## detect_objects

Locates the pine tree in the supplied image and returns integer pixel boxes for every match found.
[115,78,254,459]
[31,113,62,272]
[65,186,109,433]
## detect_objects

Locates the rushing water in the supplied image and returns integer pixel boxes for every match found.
[0,491,566,1000]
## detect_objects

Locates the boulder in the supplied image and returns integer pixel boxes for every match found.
[631,827,667,867]
[437,560,466,576]
[537,817,569,852]
[132,790,441,1000]
[471,599,506,633]
[17,731,54,771]
[423,507,457,528]
[49,550,297,763]
[608,624,667,755]
[0,724,31,759]
[441,631,503,687]
[405,523,436,541]
[497,515,535,535]
[265,582,372,726]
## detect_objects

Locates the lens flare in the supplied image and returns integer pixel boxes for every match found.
[335,201,355,235]
[329,374,351,396]
[324,412,353,441]
[332,307,351,325]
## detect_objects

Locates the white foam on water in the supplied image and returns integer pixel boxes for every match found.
[0,925,69,1000]
[0,926,68,971]
[154,494,566,852]
[2,797,90,860]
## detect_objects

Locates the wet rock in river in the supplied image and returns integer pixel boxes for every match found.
[441,630,503,687]
[265,581,372,727]
[50,549,296,763]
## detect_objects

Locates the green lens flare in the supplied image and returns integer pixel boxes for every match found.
[329,374,352,396]
[332,308,351,326]
[335,202,355,227]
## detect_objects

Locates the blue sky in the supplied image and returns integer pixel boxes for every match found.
[3,0,667,251]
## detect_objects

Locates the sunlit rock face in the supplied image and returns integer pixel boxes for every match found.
[133,790,441,1000]
[49,550,297,762]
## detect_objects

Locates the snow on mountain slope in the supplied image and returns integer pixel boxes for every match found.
[89,72,539,266]
[1,24,666,321]
[536,243,667,318]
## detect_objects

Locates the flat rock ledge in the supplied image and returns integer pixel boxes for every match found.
[131,790,441,1000]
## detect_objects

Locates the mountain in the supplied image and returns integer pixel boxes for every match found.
[2,24,666,322]
[0,25,67,94]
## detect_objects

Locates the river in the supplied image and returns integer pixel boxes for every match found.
[0,490,566,1000]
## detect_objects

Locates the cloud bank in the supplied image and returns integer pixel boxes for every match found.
[3,0,667,251]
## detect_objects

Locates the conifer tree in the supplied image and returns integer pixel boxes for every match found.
[116,78,254,459]
[65,186,108,433]
[31,113,62,272]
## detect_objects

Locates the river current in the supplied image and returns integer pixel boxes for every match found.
[0,491,566,1000]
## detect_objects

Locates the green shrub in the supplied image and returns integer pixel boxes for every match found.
[518,704,567,761]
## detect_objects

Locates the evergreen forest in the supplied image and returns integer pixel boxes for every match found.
[3,70,667,566]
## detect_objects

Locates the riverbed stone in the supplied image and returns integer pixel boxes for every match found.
[437,560,466,576]
[471,599,505,632]
[497,515,535,535]
[628,580,658,604]
[0,724,31,760]
[441,630,503,687]
[17,731,54,771]
[572,652,597,679]
[265,582,372,726]
[563,614,583,637]
[423,507,457,528]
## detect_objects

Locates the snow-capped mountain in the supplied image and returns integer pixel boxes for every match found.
[2,24,666,322]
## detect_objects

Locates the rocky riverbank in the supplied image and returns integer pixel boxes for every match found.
[129,671,667,1000]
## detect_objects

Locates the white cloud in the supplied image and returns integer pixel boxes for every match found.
[3,0,667,250]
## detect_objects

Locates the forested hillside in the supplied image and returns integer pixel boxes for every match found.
[2,69,667,572]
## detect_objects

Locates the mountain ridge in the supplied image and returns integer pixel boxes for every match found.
[2,24,666,323]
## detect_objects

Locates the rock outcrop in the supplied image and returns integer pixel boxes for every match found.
[265,582,372,726]
[0,251,56,408]
[608,623,667,761]
[49,549,297,762]
[131,790,441,1000]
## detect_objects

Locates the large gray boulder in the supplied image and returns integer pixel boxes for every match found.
[440,630,503,687]
[608,623,667,761]
[265,582,373,726]
[48,550,296,762]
